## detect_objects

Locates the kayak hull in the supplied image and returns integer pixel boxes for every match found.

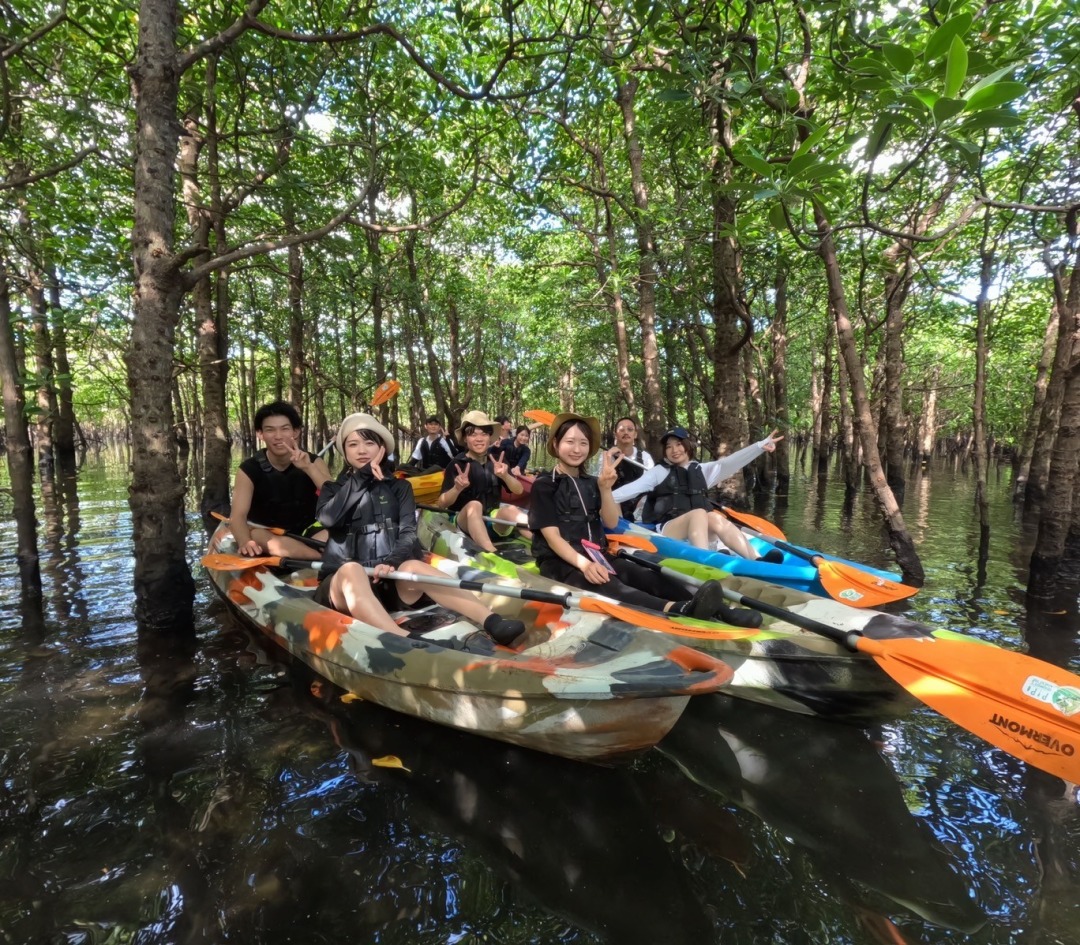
[418,510,932,722]
[611,519,904,599]
[205,524,730,762]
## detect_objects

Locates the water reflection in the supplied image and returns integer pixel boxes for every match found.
[276,659,726,944]
[1,455,1080,943]
[660,697,987,938]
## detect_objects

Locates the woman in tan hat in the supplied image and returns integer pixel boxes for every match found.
[313,413,526,645]
[527,413,760,626]
[436,410,525,552]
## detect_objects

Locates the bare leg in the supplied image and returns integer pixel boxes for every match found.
[456,500,497,552]
[393,560,496,625]
[706,511,757,558]
[252,527,322,560]
[660,509,711,549]
[328,562,407,635]
[493,504,531,541]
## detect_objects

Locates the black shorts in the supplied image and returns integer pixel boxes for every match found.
[312,569,432,613]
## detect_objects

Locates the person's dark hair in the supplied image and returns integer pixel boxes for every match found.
[461,424,490,439]
[515,425,529,436]
[424,415,440,425]
[552,419,595,469]
[255,400,301,430]
[614,416,637,431]
[495,415,511,425]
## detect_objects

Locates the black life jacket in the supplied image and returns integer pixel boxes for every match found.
[419,436,456,469]
[531,471,606,567]
[613,451,646,519]
[641,463,709,525]
[447,452,502,513]
[322,478,402,572]
[241,449,319,535]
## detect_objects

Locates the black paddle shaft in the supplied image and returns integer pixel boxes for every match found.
[616,550,859,649]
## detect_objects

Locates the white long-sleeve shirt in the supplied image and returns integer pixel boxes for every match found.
[610,438,769,506]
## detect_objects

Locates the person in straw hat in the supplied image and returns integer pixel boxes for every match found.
[437,409,525,552]
[527,412,762,627]
[313,413,526,645]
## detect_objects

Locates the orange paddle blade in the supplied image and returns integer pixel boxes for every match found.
[202,552,284,571]
[523,409,556,425]
[856,635,1080,783]
[815,558,919,608]
[719,507,786,540]
[578,596,755,640]
[606,532,658,553]
[369,379,401,407]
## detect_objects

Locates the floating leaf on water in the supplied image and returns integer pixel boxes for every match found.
[994,610,1009,615]
[1045,610,1067,615]
[340,692,363,704]
[372,755,411,772]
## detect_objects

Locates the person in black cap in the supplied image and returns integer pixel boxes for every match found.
[528,412,763,627]
[612,426,784,562]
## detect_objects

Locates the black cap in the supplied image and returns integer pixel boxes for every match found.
[660,426,690,445]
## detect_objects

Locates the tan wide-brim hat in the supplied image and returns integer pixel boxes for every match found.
[336,413,395,457]
[455,410,500,443]
[547,412,602,458]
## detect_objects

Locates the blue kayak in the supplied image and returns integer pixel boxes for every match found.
[609,519,909,603]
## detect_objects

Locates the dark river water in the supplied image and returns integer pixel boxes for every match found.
[1,453,1078,944]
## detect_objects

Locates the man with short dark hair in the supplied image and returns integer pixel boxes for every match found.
[409,415,457,470]
[230,401,331,559]
[494,415,514,454]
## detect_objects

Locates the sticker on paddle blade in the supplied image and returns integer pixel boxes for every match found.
[1023,676,1080,717]
[838,588,864,602]
[582,540,615,574]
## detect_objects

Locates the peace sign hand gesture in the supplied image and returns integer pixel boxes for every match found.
[492,451,509,478]
[598,448,621,490]
[453,463,471,490]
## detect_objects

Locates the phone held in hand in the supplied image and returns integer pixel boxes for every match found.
[582,539,615,574]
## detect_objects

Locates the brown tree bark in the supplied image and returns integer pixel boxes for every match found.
[917,365,940,464]
[770,264,791,494]
[128,0,196,627]
[972,228,994,532]
[0,268,42,600]
[1014,302,1059,500]
[814,200,924,582]
[1028,240,1080,594]
[179,68,230,526]
[814,313,835,477]
[48,267,79,471]
[612,73,665,454]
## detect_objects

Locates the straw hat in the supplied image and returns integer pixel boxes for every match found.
[546,412,602,458]
[455,410,500,443]
[336,413,395,457]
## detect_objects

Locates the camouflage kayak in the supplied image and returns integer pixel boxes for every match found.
[205,524,731,762]
[418,510,970,721]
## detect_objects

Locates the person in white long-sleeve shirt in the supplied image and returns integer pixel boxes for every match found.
[611,426,784,560]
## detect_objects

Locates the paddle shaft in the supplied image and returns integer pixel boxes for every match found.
[211,511,326,551]
[365,567,583,608]
[619,550,857,646]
